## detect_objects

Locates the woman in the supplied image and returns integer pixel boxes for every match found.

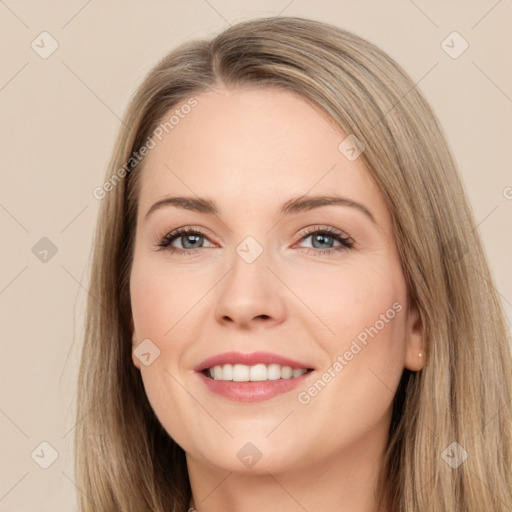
[76,16,512,511]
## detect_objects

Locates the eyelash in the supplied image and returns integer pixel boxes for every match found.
[156,225,354,257]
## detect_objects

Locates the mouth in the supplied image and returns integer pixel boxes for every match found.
[194,350,315,379]
[202,363,314,382]
[194,351,316,402]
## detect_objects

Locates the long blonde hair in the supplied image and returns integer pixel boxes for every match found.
[76,16,512,511]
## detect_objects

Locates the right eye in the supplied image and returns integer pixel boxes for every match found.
[156,226,215,255]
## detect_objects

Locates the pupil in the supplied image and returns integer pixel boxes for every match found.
[184,234,202,249]
[313,234,333,249]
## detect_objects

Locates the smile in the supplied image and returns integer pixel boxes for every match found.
[204,363,311,381]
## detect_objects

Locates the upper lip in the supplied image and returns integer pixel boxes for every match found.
[194,351,315,373]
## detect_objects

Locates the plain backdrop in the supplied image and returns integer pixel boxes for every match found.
[1,1,511,510]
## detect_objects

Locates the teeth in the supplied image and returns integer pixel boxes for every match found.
[233,364,249,381]
[206,363,309,381]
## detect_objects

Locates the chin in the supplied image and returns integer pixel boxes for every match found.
[188,438,307,475]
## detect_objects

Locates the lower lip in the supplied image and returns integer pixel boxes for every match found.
[197,371,314,402]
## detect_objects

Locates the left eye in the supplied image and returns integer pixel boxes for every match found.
[295,227,354,254]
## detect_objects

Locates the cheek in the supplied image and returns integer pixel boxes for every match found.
[130,256,208,340]
[296,261,408,411]
[130,258,202,443]
[294,260,408,412]
[289,269,408,452]
[288,258,408,357]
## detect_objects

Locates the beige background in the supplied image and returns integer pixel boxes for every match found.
[1,1,511,510]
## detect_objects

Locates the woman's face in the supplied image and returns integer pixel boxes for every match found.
[129,86,423,474]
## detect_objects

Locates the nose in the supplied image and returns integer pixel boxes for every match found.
[214,248,287,330]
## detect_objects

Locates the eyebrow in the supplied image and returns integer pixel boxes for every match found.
[145,194,376,224]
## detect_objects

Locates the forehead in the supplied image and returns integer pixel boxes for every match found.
[137,86,387,221]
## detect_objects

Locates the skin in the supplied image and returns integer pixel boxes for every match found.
[129,85,424,512]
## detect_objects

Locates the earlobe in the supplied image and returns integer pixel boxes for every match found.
[404,301,425,372]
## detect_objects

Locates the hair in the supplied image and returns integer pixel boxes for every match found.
[75,15,512,511]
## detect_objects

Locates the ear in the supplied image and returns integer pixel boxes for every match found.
[130,318,141,370]
[404,300,425,372]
